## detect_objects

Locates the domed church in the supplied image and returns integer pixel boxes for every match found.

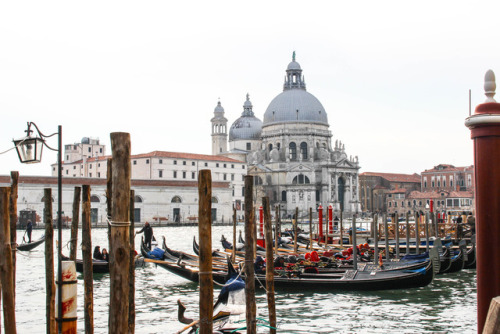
[211,53,361,216]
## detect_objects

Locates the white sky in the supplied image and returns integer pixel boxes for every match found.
[1,1,499,177]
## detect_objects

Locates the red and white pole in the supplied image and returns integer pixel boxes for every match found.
[328,205,333,234]
[465,69,500,333]
[259,206,263,238]
[318,205,323,241]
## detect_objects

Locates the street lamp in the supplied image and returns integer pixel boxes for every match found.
[13,122,64,333]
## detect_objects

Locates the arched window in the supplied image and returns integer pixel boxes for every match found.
[281,191,287,202]
[289,142,297,161]
[276,143,281,150]
[134,195,143,203]
[254,176,263,185]
[300,142,308,160]
[211,197,218,203]
[171,196,182,203]
[268,144,273,151]
[292,174,310,184]
[90,195,100,203]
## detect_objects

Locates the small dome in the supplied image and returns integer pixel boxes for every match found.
[229,117,262,141]
[229,94,262,141]
[214,100,224,113]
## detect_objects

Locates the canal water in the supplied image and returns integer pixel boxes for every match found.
[14,225,476,333]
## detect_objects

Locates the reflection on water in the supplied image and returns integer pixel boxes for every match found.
[14,226,476,333]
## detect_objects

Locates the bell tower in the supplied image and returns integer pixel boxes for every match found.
[211,100,228,155]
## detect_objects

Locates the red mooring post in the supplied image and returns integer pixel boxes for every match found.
[318,205,323,241]
[259,206,264,238]
[465,69,500,333]
[328,205,333,234]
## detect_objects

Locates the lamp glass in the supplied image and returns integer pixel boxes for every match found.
[14,136,44,163]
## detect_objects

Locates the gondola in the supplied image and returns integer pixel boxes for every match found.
[193,237,229,259]
[147,252,434,291]
[145,239,435,291]
[17,235,45,251]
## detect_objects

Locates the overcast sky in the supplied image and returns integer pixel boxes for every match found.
[1,1,499,177]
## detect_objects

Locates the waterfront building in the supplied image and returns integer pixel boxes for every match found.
[359,172,421,213]
[0,175,233,226]
[360,165,475,216]
[47,143,247,223]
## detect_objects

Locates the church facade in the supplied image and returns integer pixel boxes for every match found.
[212,53,361,218]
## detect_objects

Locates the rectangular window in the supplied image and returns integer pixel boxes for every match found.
[183,161,186,165]
[192,162,195,166]
[89,173,92,177]
[224,164,227,168]
[66,170,68,175]
[159,159,163,164]
[133,161,137,165]
[192,172,195,179]
[242,188,245,196]
[223,174,227,180]
[174,160,177,165]
[146,159,150,164]
[100,148,103,153]
[174,171,177,178]
[98,172,101,178]
[242,175,245,181]
[98,163,100,167]
[66,155,69,160]
[231,174,234,181]
[73,166,76,170]
[231,164,234,168]
[89,164,92,169]
[88,147,91,152]
[242,165,245,169]
[183,171,186,179]
[204,162,208,167]
[246,143,251,150]
[216,163,219,167]
[159,170,163,178]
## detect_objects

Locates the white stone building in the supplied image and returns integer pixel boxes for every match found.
[214,53,361,217]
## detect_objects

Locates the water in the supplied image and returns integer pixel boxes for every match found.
[13,225,476,333]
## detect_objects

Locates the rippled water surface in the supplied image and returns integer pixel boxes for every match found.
[14,226,476,333]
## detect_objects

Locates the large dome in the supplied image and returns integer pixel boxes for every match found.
[263,89,328,126]
[229,94,262,141]
[263,53,329,126]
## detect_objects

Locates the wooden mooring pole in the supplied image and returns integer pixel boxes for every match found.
[232,207,237,263]
[109,132,131,333]
[70,186,81,262]
[406,212,410,255]
[294,207,298,253]
[274,206,279,256]
[263,197,276,334]
[198,170,213,334]
[309,208,313,250]
[0,187,16,334]
[129,189,136,334]
[244,175,257,334]
[9,172,18,297]
[82,185,93,334]
[44,188,56,334]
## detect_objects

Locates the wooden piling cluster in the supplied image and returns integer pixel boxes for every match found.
[244,175,257,334]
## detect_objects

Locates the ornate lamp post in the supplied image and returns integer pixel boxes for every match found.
[13,122,64,333]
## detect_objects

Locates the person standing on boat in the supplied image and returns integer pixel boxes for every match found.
[26,220,33,243]
[136,221,154,249]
